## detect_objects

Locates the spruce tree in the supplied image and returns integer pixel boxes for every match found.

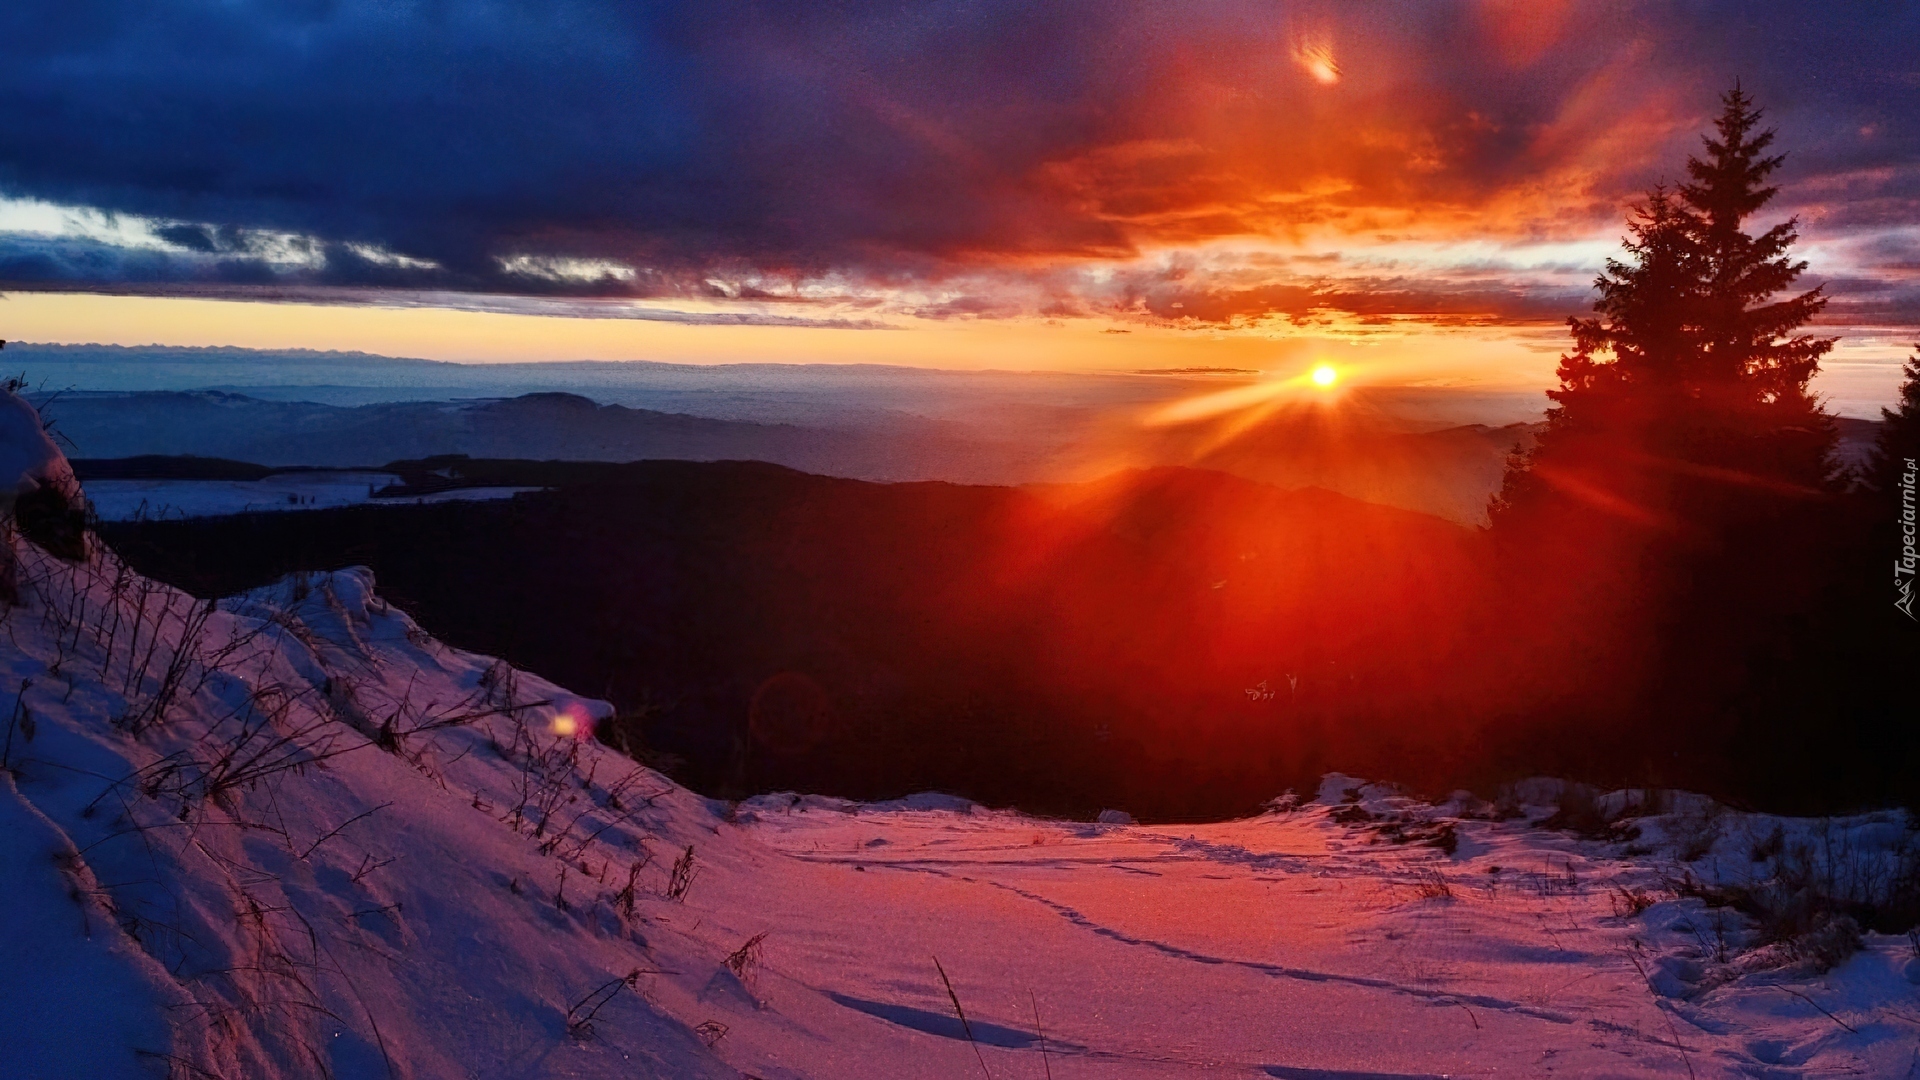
[1869,348,1920,497]
[1484,89,1845,797]
[1493,88,1837,533]
[1871,349,1920,626]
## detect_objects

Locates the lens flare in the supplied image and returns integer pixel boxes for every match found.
[1297,43,1341,85]
[1311,364,1339,387]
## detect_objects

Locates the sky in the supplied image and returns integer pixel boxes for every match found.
[0,1,1917,410]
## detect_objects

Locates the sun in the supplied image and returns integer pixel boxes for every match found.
[1310,364,1339,387]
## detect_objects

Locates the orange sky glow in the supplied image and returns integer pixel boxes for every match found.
[0,3,1914,415]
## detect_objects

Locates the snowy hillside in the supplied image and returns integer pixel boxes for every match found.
[83,472,540,522]
[3,392,1919,1078]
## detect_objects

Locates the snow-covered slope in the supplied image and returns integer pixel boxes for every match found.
[0,547,746,1077]
[3,391,1918,1079]
[84,473,541,522]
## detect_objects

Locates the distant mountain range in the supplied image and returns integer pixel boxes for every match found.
[10,345,1885,524]
[36,387,1885,524]
[1,341,1549,426]
[34,388,1531,519]
[39,388,1009,479]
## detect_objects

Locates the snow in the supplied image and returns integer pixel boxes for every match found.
[0,390,80,509]
[721,790,1920,1077]
[83,472,543,521]
[3,388,1919,1078]
[0,773,182,1079]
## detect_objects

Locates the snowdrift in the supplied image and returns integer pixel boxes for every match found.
[1,540,744,1076]
[3,390,1919,1079]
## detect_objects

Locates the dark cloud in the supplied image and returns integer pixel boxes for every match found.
[1,279,894,329]
[0,1,1914,308]
[153,225,221,253]
[0,235,214,284]
[1083,268,1588,328]
[1821,275,1920,328]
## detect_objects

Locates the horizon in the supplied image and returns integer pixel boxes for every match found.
[0,335,1900,421]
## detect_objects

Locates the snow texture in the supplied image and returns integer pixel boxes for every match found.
[2,389,1919,1078]
[84,474,542,522]
[0,390,79,509]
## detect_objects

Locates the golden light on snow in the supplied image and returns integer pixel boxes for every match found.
[551,712,579,738]
[1297,43,1341,85]
[1311,363,1339,387]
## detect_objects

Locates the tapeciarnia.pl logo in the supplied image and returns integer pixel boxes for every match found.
[1898,456,1917,620]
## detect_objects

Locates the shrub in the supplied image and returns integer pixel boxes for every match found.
[1538,783,1640,841]
[14,480,89,562]
[1670,822,1920,963]
[1783,915,1861,973]
[1610,886,1661,918]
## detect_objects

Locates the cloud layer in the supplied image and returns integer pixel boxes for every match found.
[1,1,1917,329]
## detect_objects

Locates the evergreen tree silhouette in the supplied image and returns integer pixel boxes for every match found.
[1493,88,1835,534]
[1868,348,1920,498]
[1870,349,1920,632]
[1485,89,1847,796]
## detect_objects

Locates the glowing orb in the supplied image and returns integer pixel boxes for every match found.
[551,712,579,738]
[1298,45,1340,85]
[1310,364,1339,387]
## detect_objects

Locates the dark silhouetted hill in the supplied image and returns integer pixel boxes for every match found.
[100,462,1493,820]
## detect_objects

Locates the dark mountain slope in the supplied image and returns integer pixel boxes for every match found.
[101,461,1495,819]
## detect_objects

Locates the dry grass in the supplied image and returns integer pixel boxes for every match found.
[614,853,651,921]
[1624,948,1698,1080]
[1031,990,1053,1080]
[565,969,639,1039]
[667,844,698,902]
[1408,868,1453,900]
[933,955,993,1080]
[1609,885,1663,918]
[1669,821,1920,960]
[723,931,768,982]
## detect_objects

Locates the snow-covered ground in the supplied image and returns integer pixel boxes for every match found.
[84,473,544,521]
[3,393,1918,1078]
[721,789,1920,1078]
